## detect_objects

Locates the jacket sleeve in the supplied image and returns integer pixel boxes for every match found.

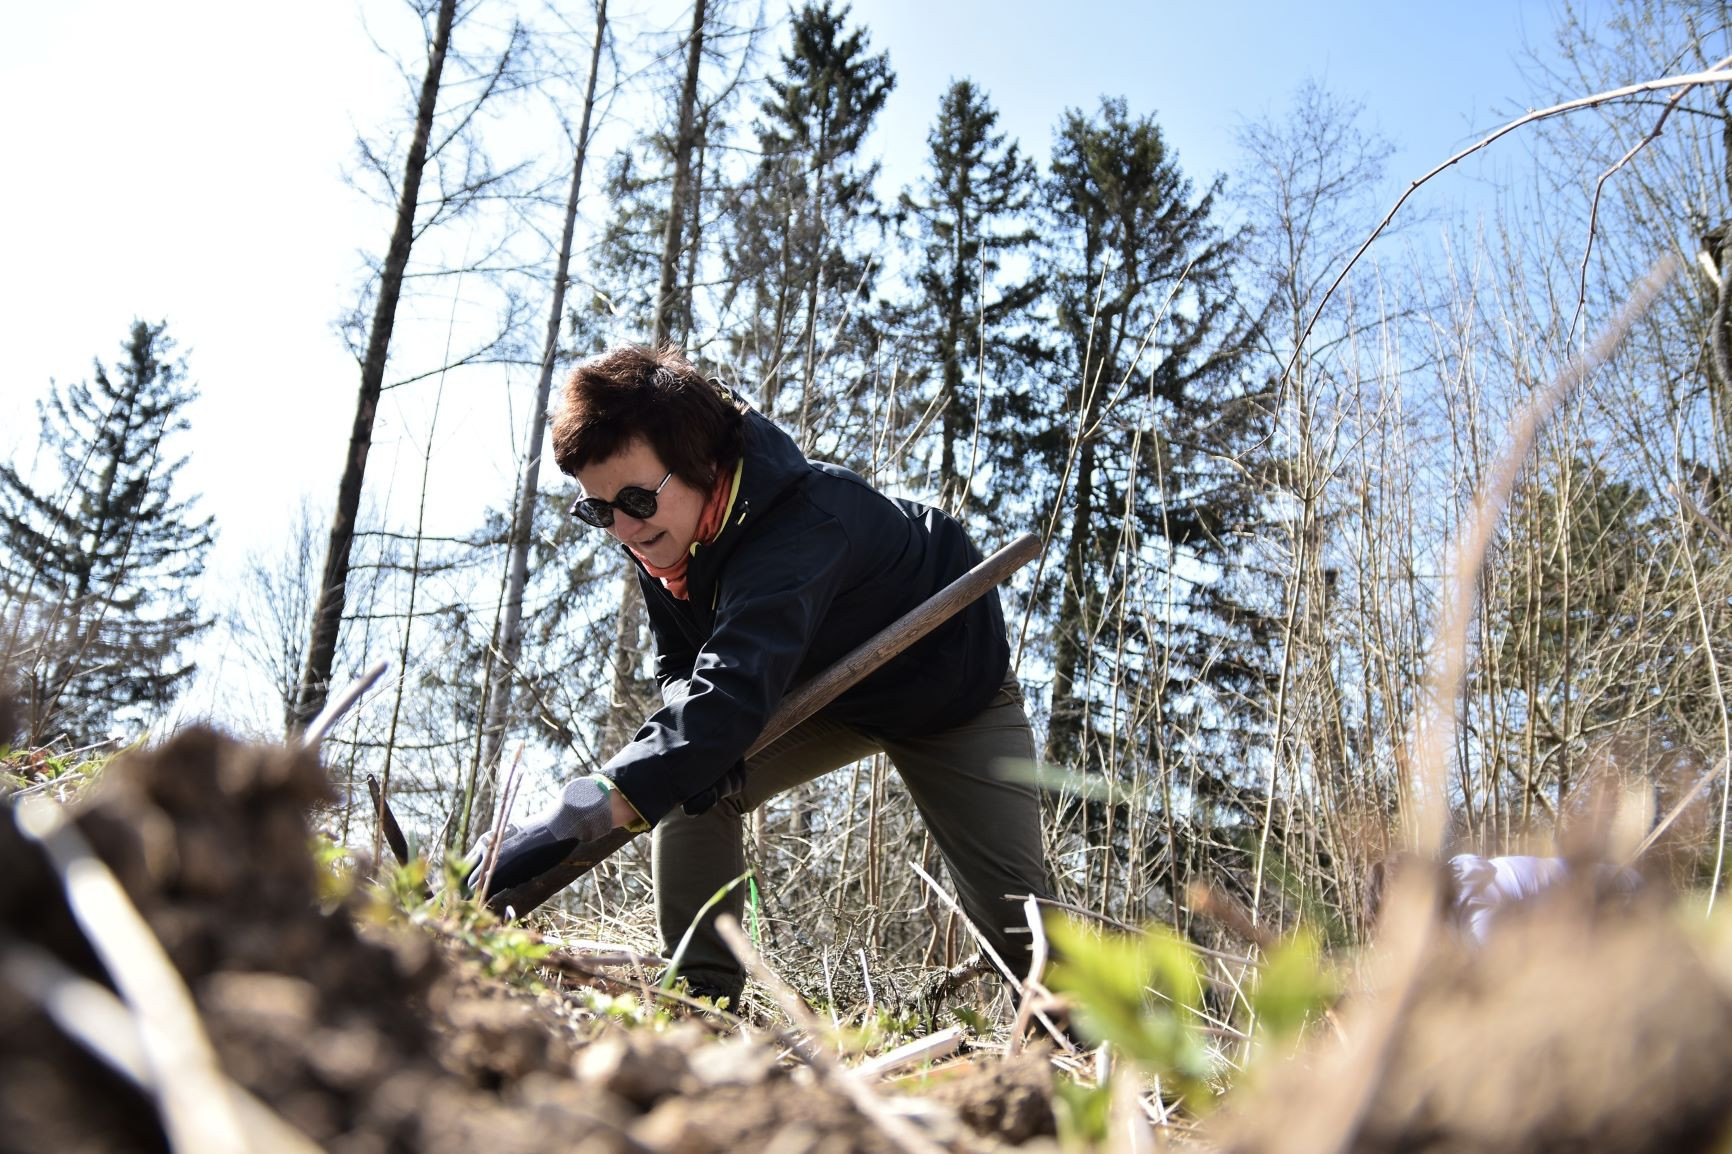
[599,508,851,825]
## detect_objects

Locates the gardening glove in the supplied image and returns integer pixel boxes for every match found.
[466,775,616,898]
[683,758,747,816]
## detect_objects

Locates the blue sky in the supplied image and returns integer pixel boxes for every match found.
[867,0,1566,200]
[0,0,1591,729]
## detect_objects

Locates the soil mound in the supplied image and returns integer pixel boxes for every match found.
[0,727,1052,1153]
[1213,884,1732,1154]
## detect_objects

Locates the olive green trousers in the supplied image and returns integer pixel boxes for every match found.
[652,676,1049,1000]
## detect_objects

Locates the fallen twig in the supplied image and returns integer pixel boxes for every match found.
[912,863,1075,1055]
[857,1026,965,1082]
[714,914,951,1154]
[548,938,669,968]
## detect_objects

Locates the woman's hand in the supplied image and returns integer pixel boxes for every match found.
[467,776,618,897]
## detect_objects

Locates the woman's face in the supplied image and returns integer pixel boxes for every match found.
[574,438,707,568]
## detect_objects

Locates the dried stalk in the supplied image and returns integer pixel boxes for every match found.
[17,798,266,1153]
[1677,481,1732,549]
[910,863,1074,1054]
[476,742,527,902]
[1008,894,1059,1056]
[298,659,389,751]
[713,914,950,1154]
[1297,257,1677,1154]
[1409,255,1679,853]
[0,933,321,1154]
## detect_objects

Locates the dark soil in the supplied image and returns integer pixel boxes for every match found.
[922,1048,1058,1144]
[0,727,1055,1154]
[1212,882,1732,1154]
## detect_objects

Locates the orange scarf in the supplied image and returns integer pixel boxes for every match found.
[631,464,737,600]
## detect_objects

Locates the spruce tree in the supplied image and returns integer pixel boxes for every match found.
[723,1,892,451]
[0,320,214,746]
[1031,99,1271,852]
[895,79,1043,516]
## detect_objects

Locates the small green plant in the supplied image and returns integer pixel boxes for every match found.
[581,987,673,1028]
[461,916,556,981]
[309,834,358,907]
[1044,915,1215,1109]
[1052,1076,1112,1150]
[383,857,431,911]
[1,746,114,798]
[1243,929,1339,1052]
[833,1004,924,1057]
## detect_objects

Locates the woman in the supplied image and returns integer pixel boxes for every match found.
[485,344,1051,1005]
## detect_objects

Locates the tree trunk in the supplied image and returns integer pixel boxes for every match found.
[1046,435,1097,768]
[468,0,608,847]
[651,0,707,347]
[289,0,456,734]
[939,205,968,509]
[604,0,706,754]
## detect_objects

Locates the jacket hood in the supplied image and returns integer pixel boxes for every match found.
[690,406,811,573]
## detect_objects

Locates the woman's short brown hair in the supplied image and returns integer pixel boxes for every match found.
[551,345,744,487]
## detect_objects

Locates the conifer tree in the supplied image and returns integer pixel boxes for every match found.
[723,0,892,450]
[1033,98,1269,784]
[895,79,1042,516]
[0,320,214,746]
[582,2,756,352]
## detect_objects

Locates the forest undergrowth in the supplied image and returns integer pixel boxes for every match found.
[7,695,1732,1153]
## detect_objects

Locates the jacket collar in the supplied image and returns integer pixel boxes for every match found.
[678,406,812,592]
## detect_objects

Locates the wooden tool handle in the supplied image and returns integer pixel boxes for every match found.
[486,531,1042,918]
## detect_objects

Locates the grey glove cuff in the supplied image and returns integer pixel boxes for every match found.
[533,775,615,845]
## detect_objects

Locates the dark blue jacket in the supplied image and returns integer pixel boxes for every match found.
[599,409,1010,825]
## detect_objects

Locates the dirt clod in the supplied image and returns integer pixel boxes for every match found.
[633,1078,902,1154]
[923,1048,1056,1143]
[1213,886,1732,1154]
[576,1028,707,1108]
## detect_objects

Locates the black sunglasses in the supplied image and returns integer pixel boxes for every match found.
[569,472,673,528]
